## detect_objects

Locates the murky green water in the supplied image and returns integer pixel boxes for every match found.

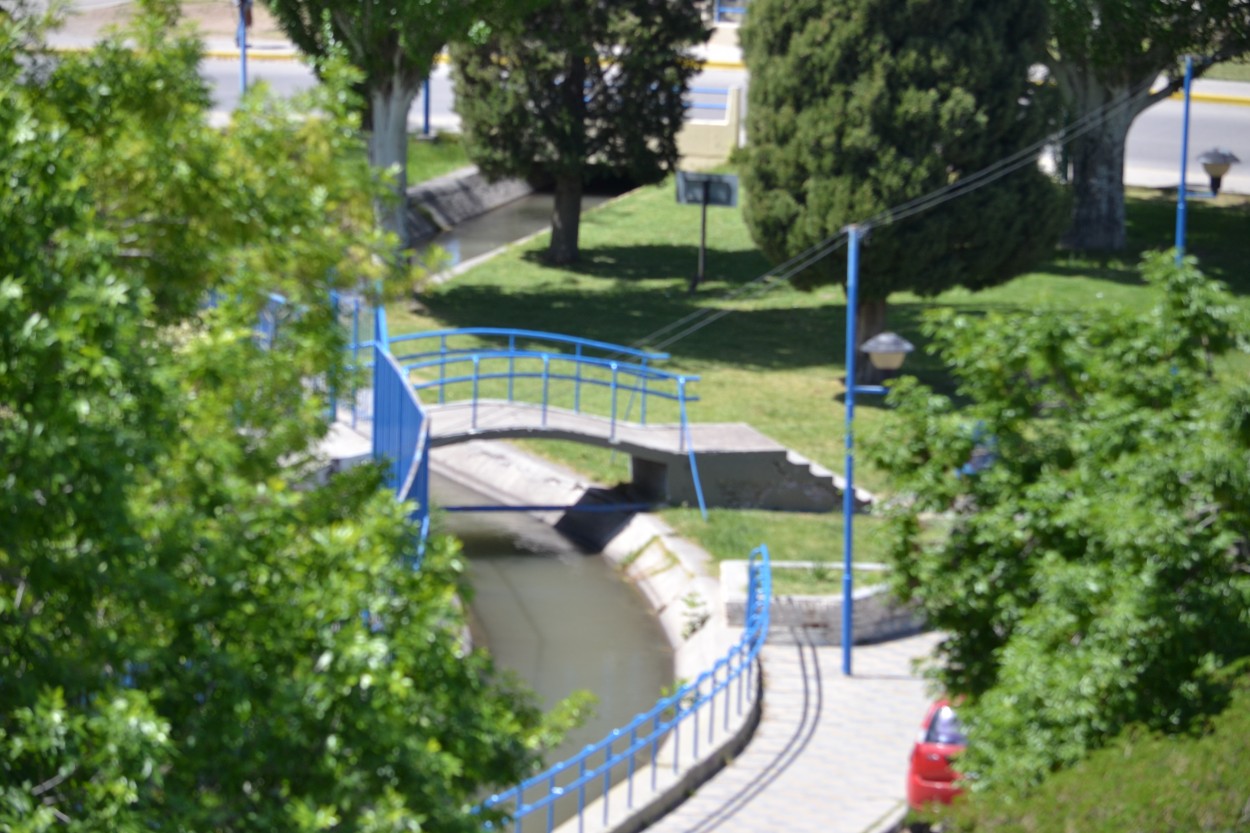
[431,474,673,767]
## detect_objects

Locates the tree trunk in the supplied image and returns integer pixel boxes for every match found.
[1055,74,1149,253]
[548,173,583,265]
[855,296,889,384]
[369,81,419,250]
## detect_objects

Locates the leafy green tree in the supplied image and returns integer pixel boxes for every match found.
[450,0,709,265]
[260,0,541,247]
[739,0,1067,357]
[868,252,1250,791]
[2,6,577,829]
[1047,0,1250,251]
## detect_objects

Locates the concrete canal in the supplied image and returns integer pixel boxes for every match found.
[432,473,674,769]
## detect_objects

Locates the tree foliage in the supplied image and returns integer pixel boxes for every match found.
[739,0,1067,343]
[2,5,572,829]
[1046,0,1250,251]
[260,0,540,246]
[450,0,708,264]
[868,252,1250,791]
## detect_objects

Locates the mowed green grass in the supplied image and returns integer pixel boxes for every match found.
[407,132,471,184]
[390,162,1250,581]
[1207,59,1250,83]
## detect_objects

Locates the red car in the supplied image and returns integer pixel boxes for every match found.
[906,699,967,810]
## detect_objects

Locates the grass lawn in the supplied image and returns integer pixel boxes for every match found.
[1207,58,1250,83]
[407,133,471,184]
[388,170,1250,589]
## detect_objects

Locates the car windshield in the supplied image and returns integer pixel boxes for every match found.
[926,704,967,745]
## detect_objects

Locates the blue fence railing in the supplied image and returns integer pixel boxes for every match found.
[328,291,376,431]
[713,0,748,23]
[370,307,433,552]
[478,544,771,833]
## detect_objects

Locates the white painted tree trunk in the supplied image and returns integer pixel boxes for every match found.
[370,81,419,249]
[1053,66,1154,252]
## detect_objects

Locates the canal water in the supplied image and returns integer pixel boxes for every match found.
[424,190,617,268]
[431,473,673,769]
[421,189,669,826]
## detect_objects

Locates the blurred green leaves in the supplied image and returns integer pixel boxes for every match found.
[2,6,559,830]
[868,251,1250,792]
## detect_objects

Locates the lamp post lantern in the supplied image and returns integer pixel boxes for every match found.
[1198,148,1240,196]
[841,224,913,676]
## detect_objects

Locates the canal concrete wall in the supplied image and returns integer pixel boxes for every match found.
[406,166,533,243]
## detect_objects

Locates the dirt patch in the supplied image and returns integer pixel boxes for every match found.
[54,1,288,43]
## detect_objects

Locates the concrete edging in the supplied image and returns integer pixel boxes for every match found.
[722,560,926,646]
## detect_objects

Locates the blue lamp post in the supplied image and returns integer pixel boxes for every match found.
[842,224,914,676]
[236,0,252,96]
[1174,54,1241,264]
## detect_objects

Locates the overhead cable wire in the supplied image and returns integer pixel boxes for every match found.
[624,83,1157,355]
[648,235,850,351]
[867,84,1154,229]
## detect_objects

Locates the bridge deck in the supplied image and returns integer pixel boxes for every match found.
[425,400,787,459]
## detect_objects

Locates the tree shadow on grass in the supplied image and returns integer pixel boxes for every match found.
[421,276,1012,387]
[519,243,774,288]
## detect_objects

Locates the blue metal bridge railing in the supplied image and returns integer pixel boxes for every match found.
[336,317,710,545]
[369,308,433,554]
[388,327,707,519]
[479,544,772,833]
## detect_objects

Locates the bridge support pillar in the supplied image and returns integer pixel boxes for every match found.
[630,456,669,502]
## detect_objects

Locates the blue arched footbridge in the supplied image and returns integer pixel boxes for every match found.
[329,299,868,549]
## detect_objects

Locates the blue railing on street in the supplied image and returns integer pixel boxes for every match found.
[479,544,772,833]
[685,87,731,116]
[714,0,748,22]
[328,291,380,430]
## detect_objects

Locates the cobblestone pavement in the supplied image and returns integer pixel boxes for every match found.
[644,630,943,833]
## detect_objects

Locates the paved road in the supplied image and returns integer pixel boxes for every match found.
[207,51,1250,196]
[47,4,1249,194]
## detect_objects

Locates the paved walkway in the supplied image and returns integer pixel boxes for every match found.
[645,630,942,833]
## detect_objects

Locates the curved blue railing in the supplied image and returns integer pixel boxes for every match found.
[335,318,710,543]
[389,327,668,365]
[391,328,690,431]
[403,351,698,443]
[387,327,708,519]
[479,545,772,833]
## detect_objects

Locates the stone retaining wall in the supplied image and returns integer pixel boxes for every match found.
[406,166,532,242]
[721,560,926,646]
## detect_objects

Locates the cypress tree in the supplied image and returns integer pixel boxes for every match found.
[740,0,1067,348]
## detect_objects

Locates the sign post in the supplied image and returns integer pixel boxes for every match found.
[676,171,739,293]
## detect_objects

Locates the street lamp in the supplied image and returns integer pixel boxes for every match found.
[1174,57,1242,262]
[842,224,914,676]
[1198,148,1240,196]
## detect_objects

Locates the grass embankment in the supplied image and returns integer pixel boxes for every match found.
[407,133,471,184]
[395,145,1250,581]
